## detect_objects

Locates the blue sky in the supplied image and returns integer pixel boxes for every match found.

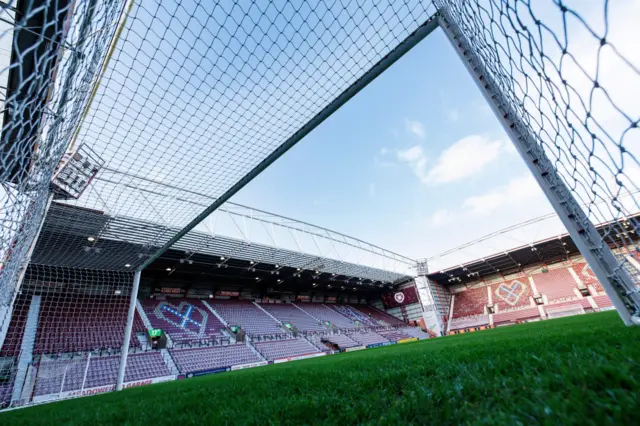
[231,27,555,263]
[230,0,640,268]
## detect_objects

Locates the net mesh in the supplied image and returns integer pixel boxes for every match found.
[0,0,639,409]
[435,0,639,291]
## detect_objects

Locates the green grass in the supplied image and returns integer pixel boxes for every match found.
[3,311,640,425]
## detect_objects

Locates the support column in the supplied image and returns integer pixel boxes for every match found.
[436,7,640,325]
[116,270,141,391]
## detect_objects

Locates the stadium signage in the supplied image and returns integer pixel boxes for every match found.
[32,375,176,403]
[159,287,183,294]
[325,297,337,303]
[218,290,240,297]
[273,352,326,364]
[495,281,525,306]
[231,361,268,370]
[344,346,366,352]
[296,295,310,302]
[397,338,418,344]
[187,367,230,378]
[366,342,396,349]
[394,292,405,304]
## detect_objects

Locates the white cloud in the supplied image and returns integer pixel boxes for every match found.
[405,119,425,140]
[397,145,429,183]
[368,183,376,197]
[379,147,388,156]
[426,135,504,185]
[429,209,454,228]
[463,174,545,216]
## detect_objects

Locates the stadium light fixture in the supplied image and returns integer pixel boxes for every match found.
[220,256,225,260]
[275,264,279,268]
[87,236,95,242]
[277,279,282,283]
[255,277,259,280]
[250,260,255,265]
[296,268,301,271]
[165,267,171,271]
[114,290,122,295]
[124,264,131,268]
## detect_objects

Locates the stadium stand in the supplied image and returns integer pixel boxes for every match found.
[34,296,146,354]
[207,300,283,336]
[448,315,490,330]
[0,295,30,357]
[378,329,412,342]
[348,304,405,326]
[347,331,389,346]
[449,286,490,330]
[33,352,170,397]
[489,278,541,324]
[493,307,541,324]
[140,298,225,343]
[491,278,533,310]
[322,334,360,349]
[400,327,431,340]
[0,382,12,407]
[252,339,320,361]
[593,295,613,309]
[530,267,578,302]
[169,344,261,374]
[571,263,604,292]
[451,286,488,318]
[306,334,332,352]
[329,305,378,327]
[296,304,357,329]
[258,303,327,332]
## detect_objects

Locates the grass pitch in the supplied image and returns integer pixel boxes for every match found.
[2,311,640,425]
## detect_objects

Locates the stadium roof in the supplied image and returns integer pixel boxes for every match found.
[427,214,640,286]
[31,202,412,289]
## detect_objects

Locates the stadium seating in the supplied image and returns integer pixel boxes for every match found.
[491,278,533,310]
[349,304,405,326]
[571,263,604,292]
[493,307,541,324]
[207,300,283,336]
[448,315,490,330]
[378,329,412,342]
[258,303,327,332]
[592,295,613,309]
[32,352,170,397]
[347,331,389,346]
[0,382,12,407]
[400,327,431,340]
[530,268,578,302]
[0,294,30,357]
[33,296,146,354]
[451,286,488,318]
[140,298,225,343]
[169,344,260,373]
[252,339,320,361]
[306,334,332,352]
[296,304,357,329]
[329,305,378,327]
[322,334,360,349]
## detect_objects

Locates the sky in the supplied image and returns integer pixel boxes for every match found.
[229,26,552,267]
[229,0,640,271]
